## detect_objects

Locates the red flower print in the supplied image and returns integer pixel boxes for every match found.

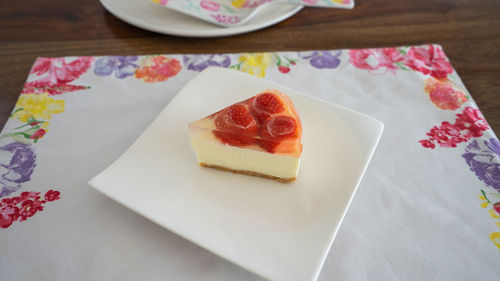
[135,56,181,83]
[494,202,500,214]
[19,191,40,201]
[419,107,489,149]
[0,189,61,229]
[31,57,94,84]
[44,190,60,201]
[22,81,89,96]
[19,199,44,221]
[455,107,489,138]
[30,129,46,140]
[278,65,290,73]
[424,78,468,110]
[404,45,453,79]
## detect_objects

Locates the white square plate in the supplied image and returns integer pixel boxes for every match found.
[89,67,383,281]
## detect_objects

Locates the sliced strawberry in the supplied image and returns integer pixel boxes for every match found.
[213,131,255,147]
[227,104,255,127]
[254,93,284,114]
[260,115,297,140]
[250,93,285,123]
[215,104,258,136]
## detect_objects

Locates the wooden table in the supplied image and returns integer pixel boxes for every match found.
[1,0,499,133]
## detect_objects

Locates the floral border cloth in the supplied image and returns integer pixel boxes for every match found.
[0,45,498,281]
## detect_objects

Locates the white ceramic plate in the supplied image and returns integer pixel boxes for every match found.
[99,0,303,37]
[89,67,384,281]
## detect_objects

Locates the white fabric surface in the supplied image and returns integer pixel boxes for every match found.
[1,46,499,281]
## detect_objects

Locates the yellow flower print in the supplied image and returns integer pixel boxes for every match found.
[151,0,168,4]
[481,201,490,208]
[489,210,500,219]
[479,195,486,200]
[490,232,500,250]
[332,0,351,4]
[12,93,65,122]
[231,0,246,8]
[237,53,272,78]
[1,92,64,143]
[497,222,500,228]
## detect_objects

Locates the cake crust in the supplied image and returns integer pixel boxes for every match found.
[199,163,296,183]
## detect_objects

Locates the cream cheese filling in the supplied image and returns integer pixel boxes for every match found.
[190,129,300,179]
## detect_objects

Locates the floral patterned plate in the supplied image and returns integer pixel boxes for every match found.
[100,0,303,37]
[89,67,384,281]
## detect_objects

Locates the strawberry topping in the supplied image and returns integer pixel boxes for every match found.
[215,104,258,135]
[253,93,284,113]
[211,91,301,153]
[213,131,255,146]
[260,115,297,140]
[226,104,255,127]
[251,93,285,123]
[257,139,281,153]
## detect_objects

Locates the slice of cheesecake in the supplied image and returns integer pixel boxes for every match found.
[189,90,302,182]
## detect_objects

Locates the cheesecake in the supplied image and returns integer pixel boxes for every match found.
[189,90,302,182]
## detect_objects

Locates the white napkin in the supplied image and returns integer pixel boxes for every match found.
[152,0,354,27]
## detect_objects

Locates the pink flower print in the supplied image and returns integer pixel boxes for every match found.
[210,14,241,25]
[0,204,19,228]
[302,0,319,4]
[404,45,453,79]
[419,107,489,149]
[235,0,273,8]
[31,57,94,84]
[200,0,220,12]
[349,48,404,75]
[349,49,376,70]
[376,48,405,75]
[424,78,468,110]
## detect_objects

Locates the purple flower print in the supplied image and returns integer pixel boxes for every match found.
[299,50,341,69]
[0,142,36,198]
[463,138,500,192]
[485,138,500,156]
[183,54,231,72]
[94,56,138,79]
